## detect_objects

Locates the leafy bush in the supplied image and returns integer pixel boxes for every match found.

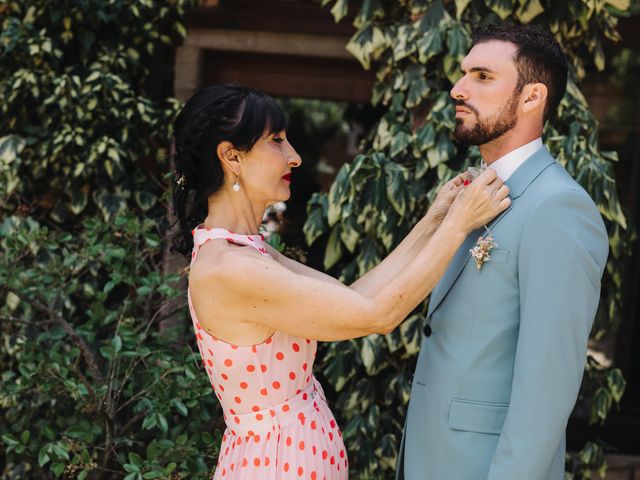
[0,1,220,479]
[0,213,220,479]
[0,0,193,222]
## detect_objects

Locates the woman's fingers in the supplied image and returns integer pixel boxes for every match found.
[451,173,467,187]
[476,168,498,185]
[495,185,510,200]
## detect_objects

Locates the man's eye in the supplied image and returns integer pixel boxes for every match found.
[478,73,490,80]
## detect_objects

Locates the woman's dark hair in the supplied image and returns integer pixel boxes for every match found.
[171,83,287,256]
[472,24,568,122]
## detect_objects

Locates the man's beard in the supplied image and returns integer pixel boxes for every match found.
[453,89,520,146]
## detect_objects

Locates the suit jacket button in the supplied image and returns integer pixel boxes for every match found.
[423,324,432,337]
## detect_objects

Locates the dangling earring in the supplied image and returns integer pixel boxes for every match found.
[232,176,240,192]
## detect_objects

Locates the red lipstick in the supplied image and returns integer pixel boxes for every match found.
[282,173,292,182]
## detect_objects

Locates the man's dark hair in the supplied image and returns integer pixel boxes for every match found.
[472,24,568,122]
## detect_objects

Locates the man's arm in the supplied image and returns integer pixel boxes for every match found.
[487,189,609,480]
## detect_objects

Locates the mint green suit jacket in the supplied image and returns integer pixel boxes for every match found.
[397,148,609,480]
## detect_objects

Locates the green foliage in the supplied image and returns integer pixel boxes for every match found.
[0,213,219,479]
[0,0,194,223]
[0,1,218,478]
[309,0,633,478]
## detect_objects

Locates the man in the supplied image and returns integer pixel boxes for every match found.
[397,24,609,479]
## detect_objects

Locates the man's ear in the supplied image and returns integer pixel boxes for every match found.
[216,141,240,175]
[522,82,548,114]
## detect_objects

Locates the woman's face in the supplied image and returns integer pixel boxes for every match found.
[238,130,302,205]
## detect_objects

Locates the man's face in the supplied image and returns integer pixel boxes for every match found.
[450,40,522,145]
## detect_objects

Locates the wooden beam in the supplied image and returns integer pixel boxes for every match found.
[202,50,374,103]
[174,45,204,102]
[184,28,352,60]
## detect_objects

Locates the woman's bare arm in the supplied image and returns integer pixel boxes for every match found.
[189,169,509,342]
[191,218,466,341]
[350,174,465,297]
[263,174,467,296]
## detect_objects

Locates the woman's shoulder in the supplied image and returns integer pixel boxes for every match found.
[189,240,275,291]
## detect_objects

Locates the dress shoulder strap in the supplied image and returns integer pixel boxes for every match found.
[191,226,270,262]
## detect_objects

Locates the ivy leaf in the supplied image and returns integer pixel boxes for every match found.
[354,0,385,29]
[324,225,344,270]
[606,368,626,403]
[417,30,443,64]
[417,1,450,31]
[485,0,515,19]
[70,187,88,215]
[0,134,26,164]
[516,0,545,23]
[346,24,386,70]
[406,75,430,108]
[399,314,423,355]
[454,0,473,19]
[375,433,398,470]
[384,162,408,216]
[340,214,362,253]
[134,191,157,212]
[604,0,630,9]
[304,193,329,245]
[360,335,381,374]
[328,165,351,226]
[330,0,349,22]
[357,238,382,276]
[446,23,469,61]
[590,387,613,424]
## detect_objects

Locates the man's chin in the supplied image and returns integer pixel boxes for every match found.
[453,127,482,146]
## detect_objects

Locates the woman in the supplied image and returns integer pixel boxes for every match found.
[172,84,509,480]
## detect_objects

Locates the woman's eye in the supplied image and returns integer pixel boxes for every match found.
[478,73,490,80]
[273,137,285,143]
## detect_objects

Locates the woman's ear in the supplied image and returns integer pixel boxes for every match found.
[522,82,548,114]
[216,141,240,175]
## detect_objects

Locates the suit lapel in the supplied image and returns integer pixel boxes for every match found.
[426,231,479,317]
[426,147,556,318]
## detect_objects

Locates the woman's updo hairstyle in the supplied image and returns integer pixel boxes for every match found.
[171,83,287,256]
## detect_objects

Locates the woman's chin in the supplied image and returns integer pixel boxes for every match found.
[265,192,290,206]
[278,186,292,201]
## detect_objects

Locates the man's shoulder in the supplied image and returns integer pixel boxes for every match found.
[529,156,595,209]
[516,155,607,240]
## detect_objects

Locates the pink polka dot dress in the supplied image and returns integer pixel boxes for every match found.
[188,227,348,480]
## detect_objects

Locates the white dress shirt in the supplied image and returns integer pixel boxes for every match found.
[483,137,543,181]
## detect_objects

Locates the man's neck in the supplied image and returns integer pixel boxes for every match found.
[480,131,542,165]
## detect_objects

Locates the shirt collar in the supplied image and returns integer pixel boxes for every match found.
[483,137,543,181]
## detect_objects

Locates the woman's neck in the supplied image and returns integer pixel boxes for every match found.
[202,189,265,235]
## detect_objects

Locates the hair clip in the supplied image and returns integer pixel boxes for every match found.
[175,171,186,190]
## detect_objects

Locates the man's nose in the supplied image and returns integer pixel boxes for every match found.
[450,78,469,101]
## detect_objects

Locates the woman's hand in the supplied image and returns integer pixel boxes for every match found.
[445,168,511,234]
[427,173,469,224]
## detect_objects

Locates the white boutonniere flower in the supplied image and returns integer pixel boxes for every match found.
[470,228,497,270]
[465,164,497,270]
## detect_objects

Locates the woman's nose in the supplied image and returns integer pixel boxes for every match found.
[287,143,302,167]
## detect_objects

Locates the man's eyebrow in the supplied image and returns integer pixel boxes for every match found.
[460,66,497,74]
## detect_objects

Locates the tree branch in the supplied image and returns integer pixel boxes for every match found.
[2,285,105,385]
[119,411,147,437]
